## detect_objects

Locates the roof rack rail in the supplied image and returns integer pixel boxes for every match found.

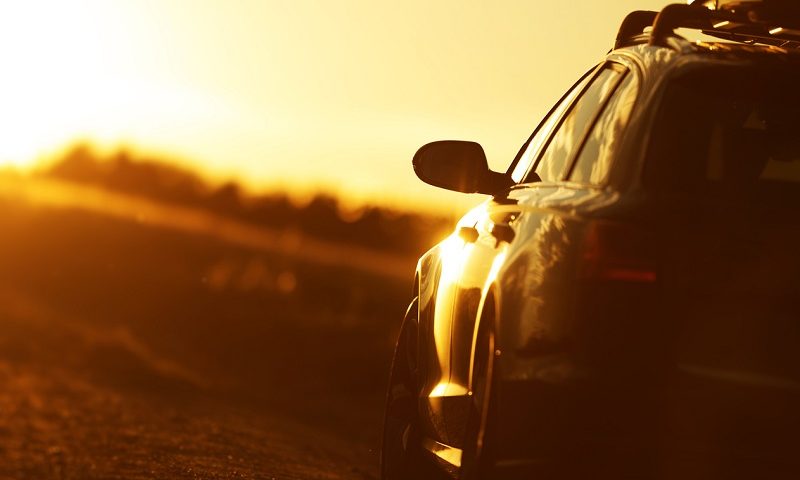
[648,2,800,48]
[650,4,711,47]
[614,10,658,49]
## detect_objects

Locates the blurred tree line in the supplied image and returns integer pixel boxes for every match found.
[41,145,453,256]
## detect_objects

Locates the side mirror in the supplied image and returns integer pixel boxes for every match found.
[412,140,512,195]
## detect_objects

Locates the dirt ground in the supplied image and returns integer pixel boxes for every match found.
[0,179,418,479]
[0,360,376,480]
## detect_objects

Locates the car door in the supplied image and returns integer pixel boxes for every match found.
[488,62,642,456]
[441,61,636,451]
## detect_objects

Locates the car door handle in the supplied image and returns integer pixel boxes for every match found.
[489,222,515,245]
[458,226,479,243]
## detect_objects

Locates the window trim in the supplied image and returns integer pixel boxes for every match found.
[563,67,635,184]
[506,65,598,182]
[521,61,630,185]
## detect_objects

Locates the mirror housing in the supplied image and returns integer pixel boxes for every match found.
[412,140,512,195]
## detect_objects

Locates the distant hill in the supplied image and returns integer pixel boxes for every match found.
[39,144,453,256]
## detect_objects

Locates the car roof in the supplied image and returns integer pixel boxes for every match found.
[617,35,800,67]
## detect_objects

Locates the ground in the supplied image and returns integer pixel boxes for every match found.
[0,178,421,479]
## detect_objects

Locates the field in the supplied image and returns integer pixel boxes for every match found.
[0,175,430,479]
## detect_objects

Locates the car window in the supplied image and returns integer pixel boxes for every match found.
[646,65,800,197]
[509,72,592,183]
[527,64,624,183]
[569,72,638,185]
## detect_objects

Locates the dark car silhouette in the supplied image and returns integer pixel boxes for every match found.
[381,2,800,479]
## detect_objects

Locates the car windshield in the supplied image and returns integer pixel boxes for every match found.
[645,63,800,198]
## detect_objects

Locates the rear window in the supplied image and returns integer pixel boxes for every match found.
[645,64,800,196]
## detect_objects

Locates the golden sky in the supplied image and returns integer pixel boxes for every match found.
[0,0,674,214]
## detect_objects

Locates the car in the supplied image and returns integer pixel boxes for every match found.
[380,1,800,479]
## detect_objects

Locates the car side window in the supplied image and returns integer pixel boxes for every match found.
[509,72,592,183]
[569,73,638,185]
[527,64,625,183]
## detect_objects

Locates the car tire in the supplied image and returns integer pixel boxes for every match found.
[381,297,437,480]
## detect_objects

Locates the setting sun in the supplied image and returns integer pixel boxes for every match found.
[0,2,129,165]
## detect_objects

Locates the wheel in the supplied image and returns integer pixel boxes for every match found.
[381,297,435,480]
[460,298,498,480]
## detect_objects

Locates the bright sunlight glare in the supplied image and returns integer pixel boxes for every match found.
[0,2,119,166]
[0,2,238,170]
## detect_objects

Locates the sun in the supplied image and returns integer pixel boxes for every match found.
[0,2,140,169]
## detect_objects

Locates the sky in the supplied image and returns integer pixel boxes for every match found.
[0,0,675,214]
